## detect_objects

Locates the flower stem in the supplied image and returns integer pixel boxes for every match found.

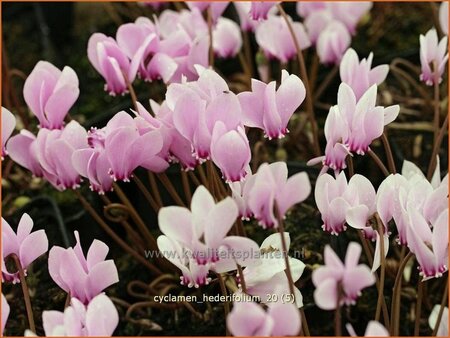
[433,62,440,143]
[156,172,186,206]
[148,171,163,207]
[123,72,138,111]
[390,251,414,335]
[277,4,321,157]
[74,190,162,275]
[427,114,448,180]
[334,283,343,336]
[381,133,396,174]
[374,215,386,322]
[132,175,160,212]
[207,6,214,67]
[217,273,231,336]
[11,254,36,333]
[181,170,192,205]
[367,149,390,177]
[414,281,424,336]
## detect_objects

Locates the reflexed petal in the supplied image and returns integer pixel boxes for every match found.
[314,278,338,310]
[85,294,119,336]
[19,229,48,268]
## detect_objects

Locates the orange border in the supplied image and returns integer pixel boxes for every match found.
[0,1,449,338]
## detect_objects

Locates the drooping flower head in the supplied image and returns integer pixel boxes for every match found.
[48,231,119,304]
[23,61,79,129]
[419,28,448,86]
[2,213,48,283]
[42,294,119,336]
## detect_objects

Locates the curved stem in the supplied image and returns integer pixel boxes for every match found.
[148,172,163,208]
[414,281,424,336]
[313,65,339,101]
[390,251,414,335]
[157,173,186,207]
[368,149,390,177]
[132,175,159,212]
[374,216,386,322]
[74,190,162,275]
[381,133,396,174]
[11,254,35,333]
[277,4,320,157]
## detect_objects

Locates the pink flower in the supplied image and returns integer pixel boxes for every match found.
[312,242,375,310]
[35,121,89,190]
[296,2,327,18]
[23,61,79,129]
[255,15,310,63]
[304,10,334,44]
[227,300,301,336]
[157,186,259,285]
[419,29,448,86]
[234,2,260,32]
[229,170,257,220]
[317,20,351,65]
[167,67,242,160]
[185,2,229,23]
[247,162,311,228]
[407,209,448,280]
[87,33,138,95]
[340,48,389,100]
[6,130,44,177]
[42,294,119,336]
[440,2,448,35]
[213,18,243,58]
[211,122,251,182]
[48,231,119,304]
[243,233,305,308]
[429,305,448,336]
[346,321,389,336]
[250,2,279,20]
[2,213,48,283]
[238,70,306,139]
[1,294,9,335]
[1,107,16,159]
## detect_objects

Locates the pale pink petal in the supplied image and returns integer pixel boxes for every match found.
[19,229,48,268]
[85,294,119,336]
[314,278,338,310]
[86,260,119,299]
[158,206,194,246]
[268,302,301,336]
[86,240,110,270]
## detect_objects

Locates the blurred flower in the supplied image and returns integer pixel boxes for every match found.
[312,242,375,310]
[247,162,311,228]
[234,2,260,32]
[213,18,243,58]
[255,15,310,64]
[211,122,251,182]
[1,107,16,160]
[227,299,301,336]
[346,320,389,336]
[2,213,48,283]
[23,61,79,129]
[185,2,229,23]
[250,2,279,20]
[42,294,119,336]
[229,170,256,220]
[6,130,43,177]
[407,208,448,280]
[419,28,448,85]
[340,48,389,100]
[48,231,119,304]
[1,294,9,335]
[316,20,351,65]
[157,186,259,285]
[243,233,305,308]
[429,305,448,336]
[440,2,448,35]
[304,9,334,44]
[87,33,138,95]
[238,70,305,139]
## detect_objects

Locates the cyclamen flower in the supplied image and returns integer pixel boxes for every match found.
[312,242,375,310]
[1,294,10,335]
[157,186,259,286]
[255,15,310,64]
[87,33,139,95]
[35,120,89,190]
[238,70,306,139]
[42,294,119,336]
[243,233,306,308]
[213,18,243,58]
[429,305,448,336]
[2,213,49,283]
[6,130,43,177]
[229,170,257,220]
[185,2,229,23]
[317,20,351,65]
[346,321,389,336]
[419,29,448,86]
[48,231,119,304]
[2,107,16,159]
[23,61,80,129]
[340,48,389,100]
[407,209,448,280]
[440,2,448,35]
[167,66,242,160]
[234,2,260,32]
[211,122,251,182]
[247,162,311,228]
[227,300,301,336]
[250,2,279,20]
